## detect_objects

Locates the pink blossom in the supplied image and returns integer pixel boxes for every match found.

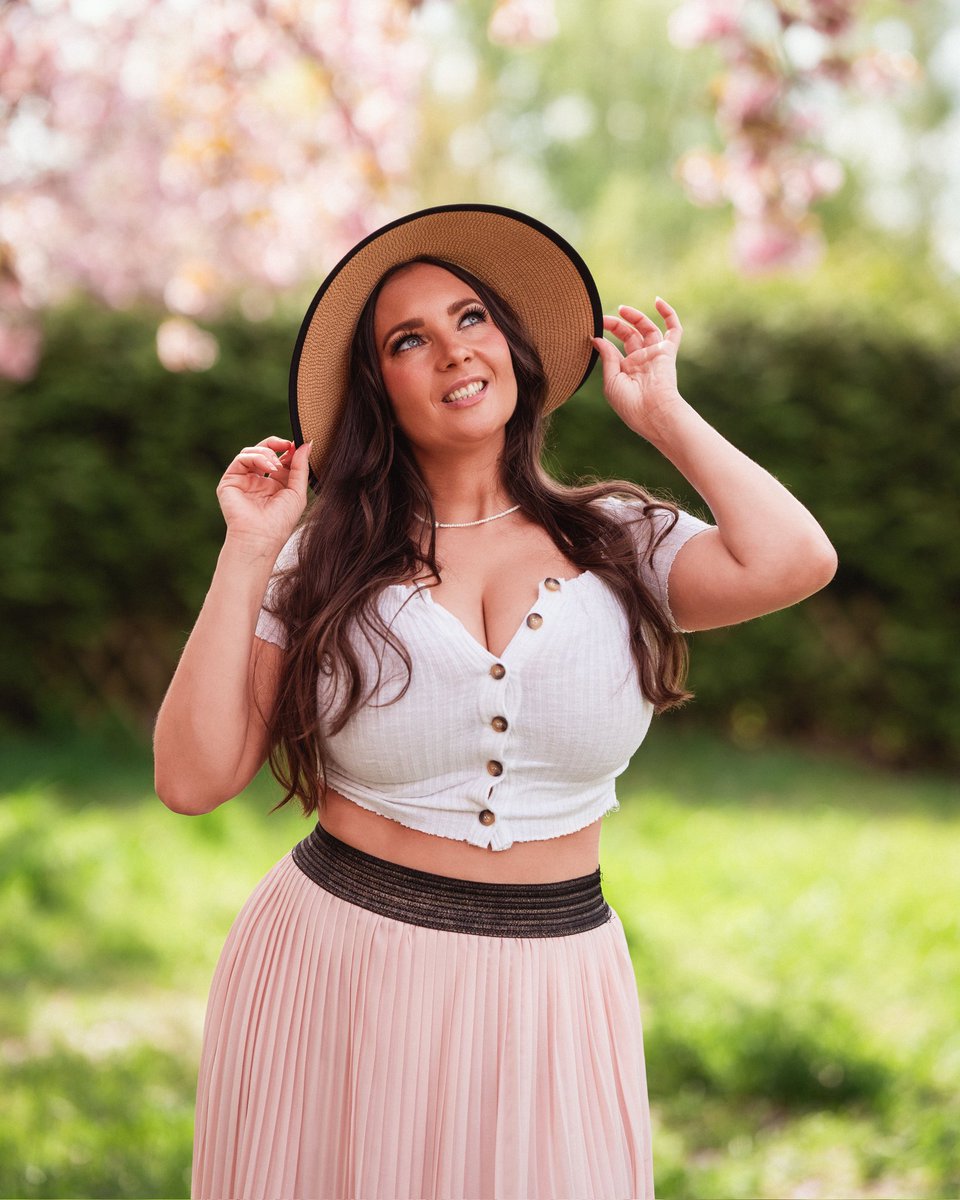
[487,0,559,47]
[852,48,920,96]
[667,0,744,50]
[671,0,912,273]
[781,153,844,211]
[777,0,861,38]
[675,150,727,206]
[156,317,220,373]
[717,67,782,132]
[733,214,824,272]
[0,321,42,382]
[723,149,779,217]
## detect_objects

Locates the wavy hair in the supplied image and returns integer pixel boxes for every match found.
[263,256,693,815]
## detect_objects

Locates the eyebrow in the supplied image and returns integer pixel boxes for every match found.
[380,297,479,350]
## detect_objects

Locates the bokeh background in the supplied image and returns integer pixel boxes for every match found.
[1,1,958,1196]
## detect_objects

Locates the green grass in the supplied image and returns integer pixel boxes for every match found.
[0,723,957,1199]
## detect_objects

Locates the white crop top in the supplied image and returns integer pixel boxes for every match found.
[255,498,714,850]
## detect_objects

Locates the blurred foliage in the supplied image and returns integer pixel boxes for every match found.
[1,1044,195,1199]
[1,280,958,771]
[0,301,291,728]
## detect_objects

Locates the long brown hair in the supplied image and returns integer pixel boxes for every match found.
[263,256,693,815]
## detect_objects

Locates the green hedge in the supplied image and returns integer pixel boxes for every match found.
[1,300,956,770]
[0,304,291,729]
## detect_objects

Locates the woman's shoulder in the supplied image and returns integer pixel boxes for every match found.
[591,492,714,556]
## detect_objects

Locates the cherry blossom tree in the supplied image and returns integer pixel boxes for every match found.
[486,0,919,273]
[0,0,426,379]
[667,0,919,271]
[0,0,922,382]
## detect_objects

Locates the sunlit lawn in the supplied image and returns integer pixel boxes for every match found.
[1,723,957,1199]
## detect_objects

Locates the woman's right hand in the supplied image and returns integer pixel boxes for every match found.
[215,436,312,548]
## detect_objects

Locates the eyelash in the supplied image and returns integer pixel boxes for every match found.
[390,305,489,355]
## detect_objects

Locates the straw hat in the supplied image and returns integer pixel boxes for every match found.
[289,203,602,481]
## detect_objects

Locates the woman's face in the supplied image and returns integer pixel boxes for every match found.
[373,262,518,456]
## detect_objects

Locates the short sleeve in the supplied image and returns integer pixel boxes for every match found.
[255,526,304,649]
[601,497,714,633]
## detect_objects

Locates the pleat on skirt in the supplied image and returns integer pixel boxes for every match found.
[192,823,654,1200]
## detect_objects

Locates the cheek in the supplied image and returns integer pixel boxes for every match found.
[379,359,414,410]
[480,329,515,376]
[380,366,432,437]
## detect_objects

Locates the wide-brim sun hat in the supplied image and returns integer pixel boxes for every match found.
[289,203,603,484]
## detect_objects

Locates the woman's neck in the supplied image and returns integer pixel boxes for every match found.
[413,444,514,525]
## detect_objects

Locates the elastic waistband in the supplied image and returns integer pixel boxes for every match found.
[291,822,611,938]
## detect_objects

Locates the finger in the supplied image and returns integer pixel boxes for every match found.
[228,450,286,476]
[256,436,297,453]
[287,441,312,498]
[602,314,648,347]
[254,443,297,473]
[617,305,663,338]
[592,336,624,393]
[247,437,295,475]
[655,297,683,342]
[618,308,666,349]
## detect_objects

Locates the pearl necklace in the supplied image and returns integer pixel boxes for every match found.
[415,504,521,529]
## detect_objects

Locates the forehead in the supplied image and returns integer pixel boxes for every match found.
[373,262,477,324]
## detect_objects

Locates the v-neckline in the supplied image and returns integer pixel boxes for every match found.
[389,572,593,662]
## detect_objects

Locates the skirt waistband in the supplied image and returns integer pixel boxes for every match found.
[291,822,611,938]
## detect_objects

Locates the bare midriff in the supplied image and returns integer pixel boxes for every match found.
[319,787,603,884]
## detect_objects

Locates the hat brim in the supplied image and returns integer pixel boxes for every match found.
[289,203,603,485]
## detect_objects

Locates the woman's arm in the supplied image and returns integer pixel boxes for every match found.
[153,437,311,814]
[594,300,838,633]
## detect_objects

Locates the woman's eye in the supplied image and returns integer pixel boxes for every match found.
[389,306,486,355]
[391,331,422,354]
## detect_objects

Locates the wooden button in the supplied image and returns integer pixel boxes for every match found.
[544,577,561,591]
[526,613,543,630]
[491,716,508,733]
[479,809,496,826]
[490,663,506,680]
[486,760,503,777]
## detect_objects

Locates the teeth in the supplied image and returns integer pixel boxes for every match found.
[443,380,485,403]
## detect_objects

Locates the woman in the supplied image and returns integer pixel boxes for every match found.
[154,205,837,1200]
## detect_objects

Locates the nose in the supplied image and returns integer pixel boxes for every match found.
[435,330,472,369]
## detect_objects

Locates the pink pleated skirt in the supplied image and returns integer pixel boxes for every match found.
[192,823,654,1200]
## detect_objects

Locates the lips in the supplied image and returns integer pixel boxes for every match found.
[442,379,487,404]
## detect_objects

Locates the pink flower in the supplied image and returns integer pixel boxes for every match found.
[0,320,42,381]
[487,0,559,47]
[717,67,782,132]
[781,153,844,211]
[668,0,744,50]
[777,0,860,38]
[156,317,219,372]
[852,48,920,96]
[732,214,823,272]
[676,150,727,206]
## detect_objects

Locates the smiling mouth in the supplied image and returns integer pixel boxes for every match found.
[442,380,487,404]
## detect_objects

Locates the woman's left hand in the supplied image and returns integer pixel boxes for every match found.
[592,298,685,440]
